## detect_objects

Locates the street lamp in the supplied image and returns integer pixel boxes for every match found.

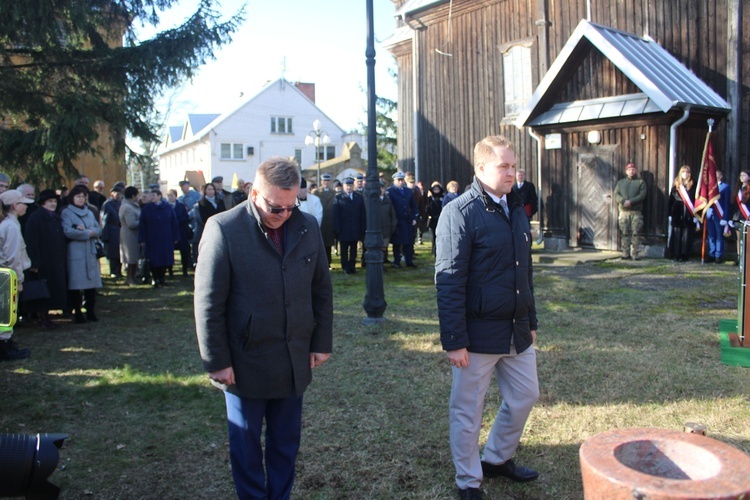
[362,0,387,324]
[304,119,330,185]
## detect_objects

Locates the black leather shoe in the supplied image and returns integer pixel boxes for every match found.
[481,459,538,482]
[458,487,483,500]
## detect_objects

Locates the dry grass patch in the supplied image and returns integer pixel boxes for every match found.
[1,249,748,499]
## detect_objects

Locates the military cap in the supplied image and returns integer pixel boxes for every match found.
[343,177,355,185]
[355,173,365,180]
[321,173,332,181]
[392,171,405,180]
[211,176,223,183]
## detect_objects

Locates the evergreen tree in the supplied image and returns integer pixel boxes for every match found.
[359,94,397,177]
[373,94,397,176]
[0,0,244,185]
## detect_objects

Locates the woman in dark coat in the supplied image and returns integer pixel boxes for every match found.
[668,165,697,261]
[139,189,179,287]
[197,183,226,226]
[24,189,67,329]
[167,188,192,277]
[195,183,225,252]
[100,186,123,278]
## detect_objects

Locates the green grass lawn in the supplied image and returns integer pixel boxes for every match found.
[1,245,748,499]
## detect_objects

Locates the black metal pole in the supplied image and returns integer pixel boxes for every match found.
[362,0,386,323]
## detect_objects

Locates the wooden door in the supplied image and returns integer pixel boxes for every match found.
[572,147,618,250]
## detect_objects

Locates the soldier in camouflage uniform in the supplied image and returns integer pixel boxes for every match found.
[614,162,647,260]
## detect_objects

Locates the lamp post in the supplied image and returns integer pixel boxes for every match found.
[362,0,387,324]
[304,119,330,185]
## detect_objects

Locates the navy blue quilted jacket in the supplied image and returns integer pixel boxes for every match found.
[435,177,537,354]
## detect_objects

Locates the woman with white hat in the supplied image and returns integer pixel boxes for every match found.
[0,189,34,360]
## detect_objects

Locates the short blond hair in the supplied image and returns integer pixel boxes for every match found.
[474,135,513,170]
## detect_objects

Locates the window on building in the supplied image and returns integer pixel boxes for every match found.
[294,149,302,165]
[502,44,533,117]
[220,143,244,160]
[316,145,336,162]
[271,117,293,134]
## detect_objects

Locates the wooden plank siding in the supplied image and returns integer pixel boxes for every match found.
[388,0,748,248]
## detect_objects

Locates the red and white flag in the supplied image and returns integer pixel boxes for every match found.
[694,131,720,222]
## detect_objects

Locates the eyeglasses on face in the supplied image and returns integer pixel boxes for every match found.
[260,194,299,214]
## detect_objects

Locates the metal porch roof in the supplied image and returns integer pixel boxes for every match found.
[517,19,730,128]
[526,93,663,126]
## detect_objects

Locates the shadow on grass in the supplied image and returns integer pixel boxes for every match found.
[2,251,748,498]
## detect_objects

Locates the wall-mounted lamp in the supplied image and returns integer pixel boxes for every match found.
[246,146,255,156]
[587,130,601,144]
[640,134,647,140]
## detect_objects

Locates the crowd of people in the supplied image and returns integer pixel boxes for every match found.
[0,173,244,361]
[307,170,474,273]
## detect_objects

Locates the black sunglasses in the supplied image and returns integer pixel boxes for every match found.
[260,194,299,214]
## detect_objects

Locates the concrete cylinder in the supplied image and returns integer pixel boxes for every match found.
[580,427,750,499]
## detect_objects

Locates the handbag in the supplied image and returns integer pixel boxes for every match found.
[20,278,50,302]
[73,211,105,259]
[94,239,106,259]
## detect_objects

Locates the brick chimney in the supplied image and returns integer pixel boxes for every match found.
[295,82,316,103]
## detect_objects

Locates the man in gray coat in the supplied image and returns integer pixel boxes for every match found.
[194,157,333,499]
[436,136,539,500]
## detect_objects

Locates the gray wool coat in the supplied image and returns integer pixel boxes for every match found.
[118,199,141,265]
[194,201,333,399]
[61,205,103,290]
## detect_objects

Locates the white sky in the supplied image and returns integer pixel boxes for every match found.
[139,0,400,135]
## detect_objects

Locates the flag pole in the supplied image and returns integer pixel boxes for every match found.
[699,119,715,265]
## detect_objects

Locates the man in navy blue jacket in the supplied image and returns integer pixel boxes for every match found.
[332,177,365,274]
[387,171,419,268]
[707,170,731,263]
[435,135,539,499]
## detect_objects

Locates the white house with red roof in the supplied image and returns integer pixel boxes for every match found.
[158,78,362,191]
